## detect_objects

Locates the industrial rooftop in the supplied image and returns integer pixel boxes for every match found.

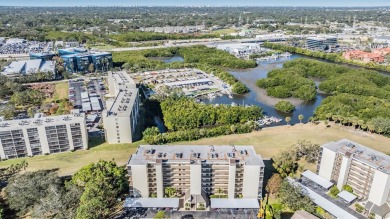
[128,145,265,166]
[322,139,390,174]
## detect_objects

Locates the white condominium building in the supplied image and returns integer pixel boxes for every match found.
[317,139,390,218]
[126,145,264,211]
[103,71,140,144]
[0,112,88,160]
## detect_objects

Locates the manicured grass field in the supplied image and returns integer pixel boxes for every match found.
[1,122,389,176]
[212,28,238,35]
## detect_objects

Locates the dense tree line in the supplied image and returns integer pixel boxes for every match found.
[113,46,254,94]
[142,122,256,144]
[2,7,390,41]
[161,97,262,131]
[111,32,219,42]
[273,141,320,178]
[257,58,390,135]
[256,67,317,101]
[263,42,390,72]
[2,160,127,219]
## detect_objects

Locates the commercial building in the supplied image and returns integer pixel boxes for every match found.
[62,51,112,73]
[102,71,139,144]
[30,52,56,61]
[1,59,55,77]
[126,145,264,211]
[0,112,88,160]
[317,139,390,218]
[306,36,337,50]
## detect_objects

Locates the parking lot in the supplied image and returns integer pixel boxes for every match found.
[132,68,231,98]
[115,208,258,219]
[69,78,106,136]
[0,39,51,54]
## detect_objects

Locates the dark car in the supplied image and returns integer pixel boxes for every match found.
[181,214,194,219]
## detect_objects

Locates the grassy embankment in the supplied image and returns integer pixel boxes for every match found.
[0,122,389,176]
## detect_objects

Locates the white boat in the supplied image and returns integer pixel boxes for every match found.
[231,102,237,107]
[228,94,233,99]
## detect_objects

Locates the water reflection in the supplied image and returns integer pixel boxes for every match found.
[203,54,328,125]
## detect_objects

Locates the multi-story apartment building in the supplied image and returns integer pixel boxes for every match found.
[317,139,390,218]
[0,112,88,160]
[126,145,264,210]
[102,71,139,144]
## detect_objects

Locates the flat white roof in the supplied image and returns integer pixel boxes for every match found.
[82,102,91,112]
[40,61,55,73]
[81,92,89,99]
[164,78,212,87]
[288,178,360,219]
[124,198,180,208]
[25,59,42,74]
[338,190,357,203]
[304,186,358,219]
[302,170,334,189]
[210,199,259,209]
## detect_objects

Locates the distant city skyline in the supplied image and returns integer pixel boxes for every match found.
[2,0,390,7]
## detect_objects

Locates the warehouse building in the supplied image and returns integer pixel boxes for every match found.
[125,145,264,211]
[103,71,139,144]
[1,59,55,77]
[0,112,88,160]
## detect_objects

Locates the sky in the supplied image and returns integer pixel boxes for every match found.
[1,0,390,7]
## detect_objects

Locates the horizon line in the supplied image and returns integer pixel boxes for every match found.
[1,5,390,8]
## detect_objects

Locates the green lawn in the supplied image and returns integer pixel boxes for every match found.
[1,122,389,176]
[212,28,238,35]
[45,82,69,103]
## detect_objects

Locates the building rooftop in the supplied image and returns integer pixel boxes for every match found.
[105,71,138,117]
[0,113,85,131]
[2,60,25,75]
[40,61,55,73]
[291,210,319,219]
[322,139,390,174]
[25,59,42,74]
[128,145,265,166]
[210,198,259,209]
[124,198,180,208]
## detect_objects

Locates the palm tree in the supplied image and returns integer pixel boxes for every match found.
[358,120,364,130]
[332,115,339,124]
[367,121,375,133]
[298,114,304,123]
[285,117,291,125]
[352,117,358,129]
[326,113,332,122]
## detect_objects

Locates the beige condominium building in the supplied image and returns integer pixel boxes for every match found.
[126,145,264,211]
[103,71,139,144]
[317,139,390,218]
[0,112,88,160]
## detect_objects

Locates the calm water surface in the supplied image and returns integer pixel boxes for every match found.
[160,54,387,125]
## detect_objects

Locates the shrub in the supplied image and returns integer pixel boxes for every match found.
[355,203,364,213]
[275,101,295,113]
[342,184,353,193]
[266,86,292,98]
[329,186,340,198]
